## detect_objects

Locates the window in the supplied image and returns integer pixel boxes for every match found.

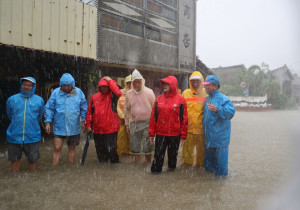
[161,31,176,45]
[101,13,124,30]
[122,0,143,7]
[145,27,160,41]
[124,20,143,36]
[147,0,177,22]
[157,0,177,9]
[147,1,162,14]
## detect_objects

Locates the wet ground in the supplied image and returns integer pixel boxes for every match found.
[0,110,299,209]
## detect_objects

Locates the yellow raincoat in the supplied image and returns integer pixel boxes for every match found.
[182,71,207,166]
[117,75,131,155]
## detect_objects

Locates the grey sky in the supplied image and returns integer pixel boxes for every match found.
[196,0,300,74]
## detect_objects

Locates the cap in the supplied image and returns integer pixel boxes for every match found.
[201,75,220,85]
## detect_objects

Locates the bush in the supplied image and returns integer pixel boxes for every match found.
[220,85,244,96]
[272,93,297,109]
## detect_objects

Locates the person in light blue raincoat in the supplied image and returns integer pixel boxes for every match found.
[6,77,44,172]
[202,75,235,176]
[44,73,87,166]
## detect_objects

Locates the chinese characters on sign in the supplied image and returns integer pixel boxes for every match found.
[183,33,190,48]
[184,4,190,19]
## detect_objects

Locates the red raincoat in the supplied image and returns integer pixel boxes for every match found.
[85,79,122,134]
[149,76,188,139]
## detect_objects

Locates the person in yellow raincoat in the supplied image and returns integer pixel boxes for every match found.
[117,74,131,155]
[182,71,207,167]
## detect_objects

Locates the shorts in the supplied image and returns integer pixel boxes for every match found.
[129,121,153,154]
[54,135,80,146]
[8,142,40,162]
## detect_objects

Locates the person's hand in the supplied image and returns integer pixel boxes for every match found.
[81,122,86,133]
[125,125,130,134]
[150,137,155,144]
[207,103,218,112]
[87,127,93,133]
[180,138,186,147]
[45,123,51,134]
[103,76,112,81]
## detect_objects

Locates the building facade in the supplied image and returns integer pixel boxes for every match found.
[96,0,196,90]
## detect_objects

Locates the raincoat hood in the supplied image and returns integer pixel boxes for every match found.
[124,74,132,92]
[160,76,178,98]
[98,78,109,88]
[60,73,75,88]
[20,77,36,97]
[131,69,145,94]
[189,71,204,93]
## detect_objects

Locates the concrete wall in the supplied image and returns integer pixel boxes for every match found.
[228,95,272,110]
[98,28,178,69]
[178,0,196,71]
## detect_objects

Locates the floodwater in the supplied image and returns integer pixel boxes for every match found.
[0,110,299,210]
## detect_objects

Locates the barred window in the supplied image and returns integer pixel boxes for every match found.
[161,32,176,45]
[101,13,124,30]
[145,27,161,41]
[122,0,143,7]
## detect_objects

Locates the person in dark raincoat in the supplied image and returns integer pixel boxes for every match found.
[85,76,122,163]
[149,76,188,174]
[202,75,235,176]
[44,73,87,166]
[6,77,44,172]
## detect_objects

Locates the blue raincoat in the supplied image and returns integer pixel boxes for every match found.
[202,89,235,147]
[6,77,44,144]
[202,89,235,176]
[44,73,87,136]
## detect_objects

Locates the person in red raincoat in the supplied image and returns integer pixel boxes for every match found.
[149,76,188,174]
[86,76,122,163]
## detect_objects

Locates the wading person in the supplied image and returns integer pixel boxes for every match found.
[6,77,44,172]
[182,71,207,167]
[117,74,131,156]
[44,73,87,166]
[124,69,155,162]
[85,76,122,163]
[149,76,188,174]
[202,75,235,176]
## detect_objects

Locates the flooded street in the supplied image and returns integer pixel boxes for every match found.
[0,110,299,210]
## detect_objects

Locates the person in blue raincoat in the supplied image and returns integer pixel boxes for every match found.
[202,75,235,176]
[44,73,87,166]
[6,77,44,172]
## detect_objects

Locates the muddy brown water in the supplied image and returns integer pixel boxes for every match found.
[0,110,299,209]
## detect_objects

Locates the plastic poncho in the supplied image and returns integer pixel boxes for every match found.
[85,78,122,134]
[6,77,44,144]
[117,74,131,121]
[149,76,188,138]
[202,89,235,147]
[124,69,155,124]
[44,73,87,136]
[182,71,207,134]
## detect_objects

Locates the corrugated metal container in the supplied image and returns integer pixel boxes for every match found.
[0,0,97,59]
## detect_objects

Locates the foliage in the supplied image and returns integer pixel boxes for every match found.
[220,84,243,96]
[83,72,100,90]
[272,93,297,109]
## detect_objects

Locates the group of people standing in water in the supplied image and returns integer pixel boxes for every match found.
[6,69,235,176]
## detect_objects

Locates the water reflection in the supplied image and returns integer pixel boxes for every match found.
[0,110,298,209]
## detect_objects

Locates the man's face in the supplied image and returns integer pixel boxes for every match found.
[190,79,201,90]
[99,85,109,93]
[132,79,142,92]
[126,81,131,90]
[62,85,72,93]
[204,83,218,94]
[22,80,34,91]
[162,83,170,92]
